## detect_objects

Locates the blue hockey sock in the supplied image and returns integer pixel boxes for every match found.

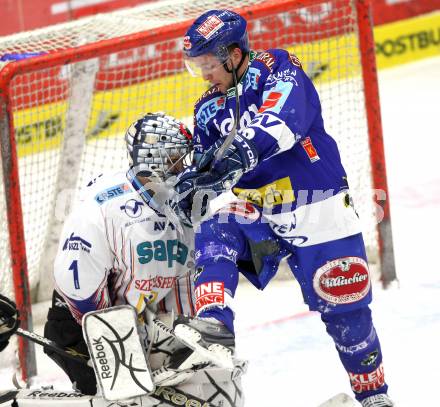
[321,307,389,401]
[194,260,239,334]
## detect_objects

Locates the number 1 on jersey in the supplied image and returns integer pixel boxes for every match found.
[69,260,80,289]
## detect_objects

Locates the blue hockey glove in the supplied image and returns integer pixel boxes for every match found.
[169,165,201,226]
[171,135,258,223]
[195,134,258,193]
[171,164,231,224]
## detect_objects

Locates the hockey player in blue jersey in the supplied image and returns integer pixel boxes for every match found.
[172,9,394,407]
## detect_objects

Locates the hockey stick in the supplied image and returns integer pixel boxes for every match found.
[15,327,90,365]
[15,328,354,407]
[213,63,240,165]
[213,59,240,166]
[17,318,231,374]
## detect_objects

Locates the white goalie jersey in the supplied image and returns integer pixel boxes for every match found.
[54,171,196,324]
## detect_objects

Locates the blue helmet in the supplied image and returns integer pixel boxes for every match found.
[183,9,249,62]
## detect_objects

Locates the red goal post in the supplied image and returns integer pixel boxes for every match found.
[0,0,396,380]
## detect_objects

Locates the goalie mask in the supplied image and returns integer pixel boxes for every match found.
[125,112,193,180]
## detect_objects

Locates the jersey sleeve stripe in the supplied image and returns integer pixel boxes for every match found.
[158,298,167,313]
[186,274,195,316]
[173,281,183,315]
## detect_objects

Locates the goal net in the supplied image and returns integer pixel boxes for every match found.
[0,0,395,379]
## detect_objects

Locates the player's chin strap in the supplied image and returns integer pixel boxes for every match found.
[222,51,247,76]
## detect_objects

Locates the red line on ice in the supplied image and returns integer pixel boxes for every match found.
[242,310,316,332]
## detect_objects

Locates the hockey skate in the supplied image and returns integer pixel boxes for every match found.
[361,394,394,407]
[172,314,235,370]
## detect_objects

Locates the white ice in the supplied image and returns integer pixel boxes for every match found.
[1,55,439,406]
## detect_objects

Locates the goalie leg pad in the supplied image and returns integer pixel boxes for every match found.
[152,317,236,383]
[177,365,246,407]
[140,311,187,372]
[172,315,235,371]
[173,323,234,370]
[83,305,154,401]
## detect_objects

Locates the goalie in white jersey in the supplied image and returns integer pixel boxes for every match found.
[44,113,244,405]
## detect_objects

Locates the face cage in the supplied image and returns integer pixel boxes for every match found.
[131,144,194,180]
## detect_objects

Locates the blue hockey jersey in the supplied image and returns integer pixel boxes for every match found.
[193,49,349,214]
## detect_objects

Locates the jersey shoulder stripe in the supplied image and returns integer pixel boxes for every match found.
[195,85,223,107]
[77,171,133,204]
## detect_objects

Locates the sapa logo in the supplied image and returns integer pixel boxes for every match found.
[195,282,224,313]
[136,239,188,267]
[313,257,370,304]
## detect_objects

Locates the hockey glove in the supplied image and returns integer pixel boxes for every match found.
[172,135,258,222]
[0,294,20,352]
[173,134,258,198]
[169,165,201,226]
[44,291,97,395]
[172,165,223,224]
[196,134,258,192]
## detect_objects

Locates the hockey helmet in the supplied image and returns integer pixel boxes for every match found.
[183,9,249,75]
[125,112,193,180]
